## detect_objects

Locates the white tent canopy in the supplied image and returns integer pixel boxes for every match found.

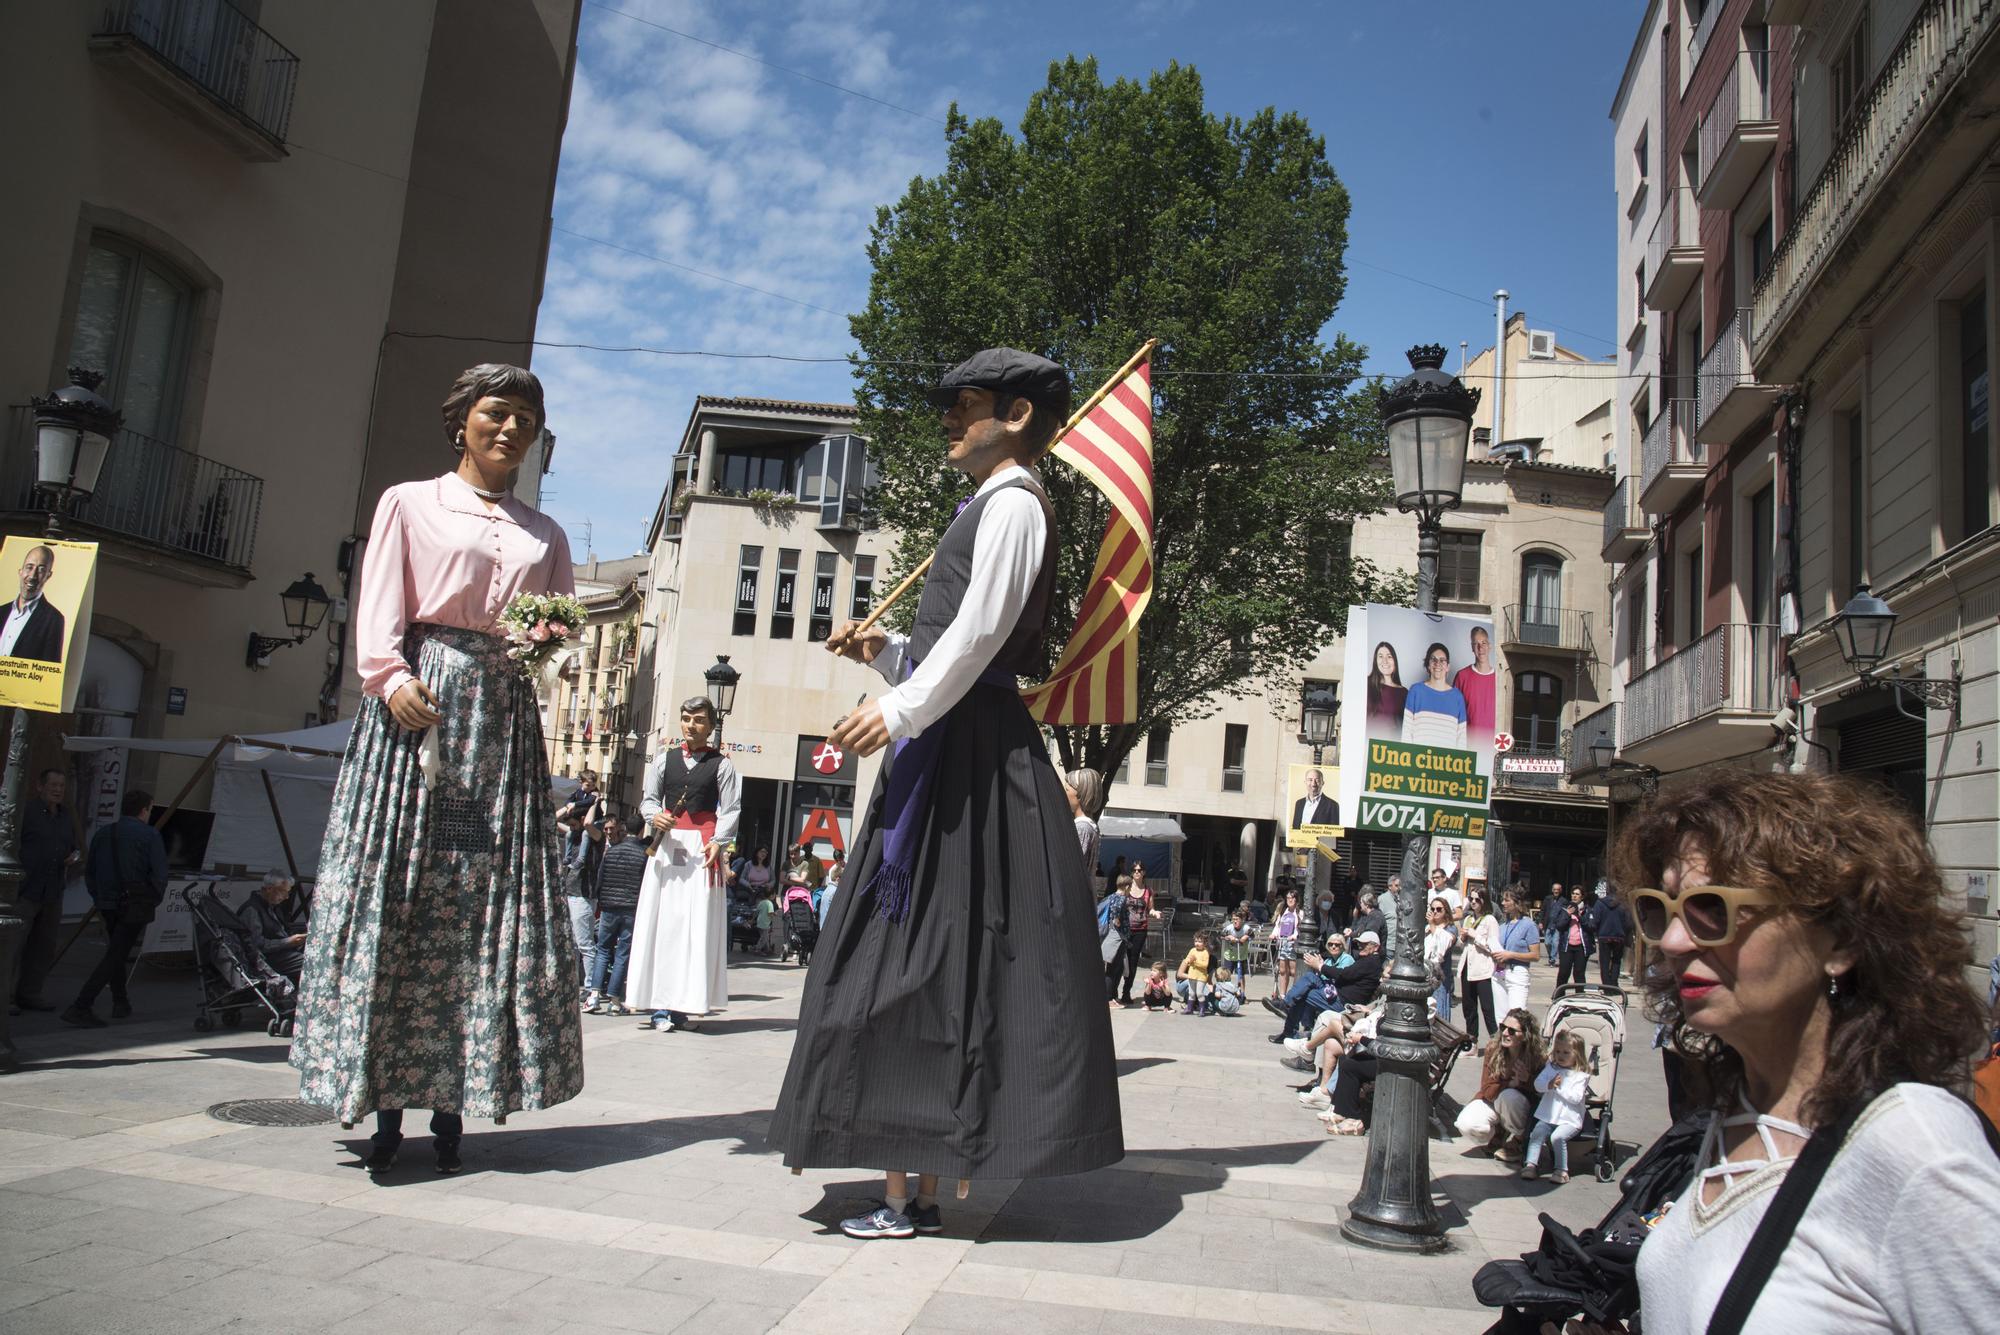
[1100,810,1186,843]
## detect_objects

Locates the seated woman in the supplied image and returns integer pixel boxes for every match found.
[1320,1003,1384,1135]
[1610,771,2000,1332]
[1454,1005,1542,1160]
[245,870,311,984]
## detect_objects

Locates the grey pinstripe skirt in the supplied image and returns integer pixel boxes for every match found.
[767,682,1124,1179]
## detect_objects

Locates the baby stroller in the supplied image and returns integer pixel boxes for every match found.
[781,884,819,966]
[1541,983,1627,1181]
[186,884,297,1037]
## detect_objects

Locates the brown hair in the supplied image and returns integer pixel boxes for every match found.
[441,363,545,449]
[1485,1006,1543,1087]
[1611,770,1986,1122]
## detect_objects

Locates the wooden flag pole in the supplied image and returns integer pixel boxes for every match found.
[831,338,1157,650]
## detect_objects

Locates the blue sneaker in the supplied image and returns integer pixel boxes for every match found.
[908,1200,944,1234]
[839,1203,915,1239]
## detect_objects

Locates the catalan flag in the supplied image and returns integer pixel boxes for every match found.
[1022,348,1155,726]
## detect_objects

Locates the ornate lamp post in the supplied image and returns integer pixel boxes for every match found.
[1300,682,1339,764]
[1830,583,1960,718]
[246,573,333,667]
[1341,345,1478,1253]
[0,370,123,1068]
[704,654,741,743]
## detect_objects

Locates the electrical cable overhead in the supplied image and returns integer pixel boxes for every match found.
[1348,258,1616,350]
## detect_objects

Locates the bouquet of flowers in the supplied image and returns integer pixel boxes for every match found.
[498,591,588,680]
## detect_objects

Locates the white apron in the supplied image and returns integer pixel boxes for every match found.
[624,828,729,1015]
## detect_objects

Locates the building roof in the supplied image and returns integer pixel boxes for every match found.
[693,395,856,419]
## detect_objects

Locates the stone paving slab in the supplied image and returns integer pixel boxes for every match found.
[1,940,1670,1333]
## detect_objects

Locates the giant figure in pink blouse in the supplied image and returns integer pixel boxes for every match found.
[291,364,584,1175]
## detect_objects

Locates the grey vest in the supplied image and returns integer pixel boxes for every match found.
[908,474,1058,678]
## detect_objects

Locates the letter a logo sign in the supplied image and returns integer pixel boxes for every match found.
[810,741,845,776]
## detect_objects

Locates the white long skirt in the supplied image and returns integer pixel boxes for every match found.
[624,830,729,1016]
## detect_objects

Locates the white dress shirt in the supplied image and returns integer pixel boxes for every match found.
[872,465,1049,743]
[0,596,42,658]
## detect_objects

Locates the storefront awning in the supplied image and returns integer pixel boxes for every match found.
[1100,811,1186,843]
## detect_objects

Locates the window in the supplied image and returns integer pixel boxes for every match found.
[798,434,873,529]
[1308,522,1353,582]
[1512,671,1564,751]
[1222,724,1247,793]
[1748,484,1775,626]
[1145,726,1170,786]
[808,550,837,642]
[1748,213,1774,291]
[1436,532,1481,602]
[67,232,196,442]
[1842,411,1867,597]
[1832,8,1869,134]
[1519,553,1563,642]
[850,554,876,619]
[770,549,799,638]
[1633,124,1650,184]
[1634,263,1646,326]
[732,545,762,636]
[718,447,796,496]
[1685,545,1704,643]
[1626,579,1649,670]
[1961,289,1990,539]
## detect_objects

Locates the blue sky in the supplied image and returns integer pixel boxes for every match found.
[534,0,1644,560]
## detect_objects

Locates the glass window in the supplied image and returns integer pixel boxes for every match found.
[719,447,796,496]
[1436,532,1481,602]
[733,545,761,636]
[1961,289,1990,539]
[809,551,837,642]
[1749,484,1775,626]
[67,233,195,443]
[1520,554,1562,640]
[1844,412,1866,596]
[1633,124,1649,182]
[849,555,876,619]
[1222,724,1247,793]
[1145,726,1169,787]
[1832,8,1869,133]
[1686,546,1704,643]
[1512,671,1564,751]
[770,549,799,639]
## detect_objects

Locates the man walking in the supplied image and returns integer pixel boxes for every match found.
[587,814,646,1013]
[62,789,167,1026]
[12,767,79,1012]
[1541,882,1565,964]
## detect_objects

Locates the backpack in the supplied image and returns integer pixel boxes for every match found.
[1096,893,1124,939]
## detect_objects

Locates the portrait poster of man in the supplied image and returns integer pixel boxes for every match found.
[1337,603,1497,841]
[0,535,97,713]
[1284,762,1343,849]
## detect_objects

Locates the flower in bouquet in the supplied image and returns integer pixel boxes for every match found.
[499,592,588,679]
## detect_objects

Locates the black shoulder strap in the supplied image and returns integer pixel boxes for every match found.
[1705,1091,2000,1335]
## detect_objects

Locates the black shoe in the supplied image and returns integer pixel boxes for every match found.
[110,1000,132,1020]
[15,995,55,1012]
[1261,996,1286,1018]
[908,1200,944,1234]
[366,1145,398,1176]
[1267,1033,1288,1044]
[435,1144,462,1175]
[60,1005,106,1028]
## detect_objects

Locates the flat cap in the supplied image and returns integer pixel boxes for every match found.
[927,347,1071,419]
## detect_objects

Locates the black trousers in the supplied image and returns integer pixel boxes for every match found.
[1557,945,1591,988]
[74,911,146,1009]
[1459,972,1497,1042]
[1103,944,1126,1002]
[1120,931,1148,1001]
[1331,1049,1380,1123]
[1597,941,1625,987]
[373,1109,464,1152]
[12,889,64,1001]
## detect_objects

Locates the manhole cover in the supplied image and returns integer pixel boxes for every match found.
[206,1099,339,1127]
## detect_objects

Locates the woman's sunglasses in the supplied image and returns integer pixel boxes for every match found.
[1498,1024,1523,1037]
[1630,885,1779,947]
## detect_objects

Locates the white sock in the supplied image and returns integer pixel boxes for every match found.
[914,1192,936,1209]
[884,1193,909,1215]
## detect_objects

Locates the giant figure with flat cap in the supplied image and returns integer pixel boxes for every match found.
[768,348,1124,1238]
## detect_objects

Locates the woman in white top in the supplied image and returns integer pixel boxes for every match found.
[1455,885,1500,1049]
[1063,768,1105,883]
[1589,771,1999,1335]
[1422,897,1457,1024]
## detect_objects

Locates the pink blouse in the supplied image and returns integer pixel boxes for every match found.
[355,473,575,700]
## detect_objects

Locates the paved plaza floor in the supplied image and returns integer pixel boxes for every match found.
[1,941,1672,1334]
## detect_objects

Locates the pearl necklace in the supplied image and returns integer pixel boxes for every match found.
[459,474,510,500]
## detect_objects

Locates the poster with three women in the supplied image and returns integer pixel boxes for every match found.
[1339,604,1498,840]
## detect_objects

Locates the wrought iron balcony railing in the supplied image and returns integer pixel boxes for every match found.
[94,0,300,147]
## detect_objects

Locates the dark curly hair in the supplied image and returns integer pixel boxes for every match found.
[1610,770,1986,1123]
[440,363,545,451]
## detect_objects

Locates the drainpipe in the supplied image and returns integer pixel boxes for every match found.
[1492,291,1509,448]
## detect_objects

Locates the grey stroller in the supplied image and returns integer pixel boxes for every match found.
[1542,983,1628,1181]
[186,884,297,1037]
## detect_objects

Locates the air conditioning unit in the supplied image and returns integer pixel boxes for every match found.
[1527,329,1557,360]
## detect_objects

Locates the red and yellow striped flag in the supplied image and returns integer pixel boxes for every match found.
[1022,351,1155,726]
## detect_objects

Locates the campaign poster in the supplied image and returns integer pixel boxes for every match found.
[1338,604,1499,840]
[1284,761,1344,849]
[0,536,96,713]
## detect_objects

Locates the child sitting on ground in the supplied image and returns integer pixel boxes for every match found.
[1212,965,1243,1016]
[1140,959,1175,1011]
[1176,930,1215,1015]
[1521,1030,1591,1184]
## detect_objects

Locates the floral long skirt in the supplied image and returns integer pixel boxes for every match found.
[291,624,583,1122]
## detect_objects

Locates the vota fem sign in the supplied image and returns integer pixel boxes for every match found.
[1338,604,1499,839]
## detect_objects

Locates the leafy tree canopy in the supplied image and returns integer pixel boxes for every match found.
[850,56,1410,778]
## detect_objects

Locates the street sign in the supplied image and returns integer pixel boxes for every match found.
[810,741,845,775]
[1492,731,1514,754]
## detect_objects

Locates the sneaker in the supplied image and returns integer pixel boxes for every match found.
[1549,1171,1570,1185]
[110,1000,132,1020]
[1261,996,1286,1018]
[1496,1139,1526,1165]
[1283,1036,1309,1054]
[366,1145,398,1176]
[1519,1163,1539,1181]
[839,1203,915,1240]
[1266,1033,1289,1045]
[14,995,55,1012]
[586,1000,610,1015]
[59,1005,106,1028]
[607,1002,630,1016]
[580,990,598,1009]
[435,1145,463,1175]
[1298,1090,1331,1110]
[908,1200,944,1235]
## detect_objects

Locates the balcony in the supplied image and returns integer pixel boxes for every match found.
[1698,48,1778,211]
[3,407,263,585]
[89,0,299,161]
[1696,309,1783,445]
[1750,0,2000,381]
[1644,187,1702,311]
[1765,0,1814,23]
[1639,399,1705,515]
[1687,0,1726,73]
[1501,604,1591,655]
[1622,623,1782,771]
[1602,476,1648,561]
[1567,702,1619,783]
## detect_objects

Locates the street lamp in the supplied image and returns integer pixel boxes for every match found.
[1300,682,1339,764]
[1341,344,1480,1254]
[704,654,741,742]
[1,371,126,1068]
[1830,582,1960,716]
[246,573,334,668]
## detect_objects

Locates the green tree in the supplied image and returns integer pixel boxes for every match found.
[851,57,1408,780]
